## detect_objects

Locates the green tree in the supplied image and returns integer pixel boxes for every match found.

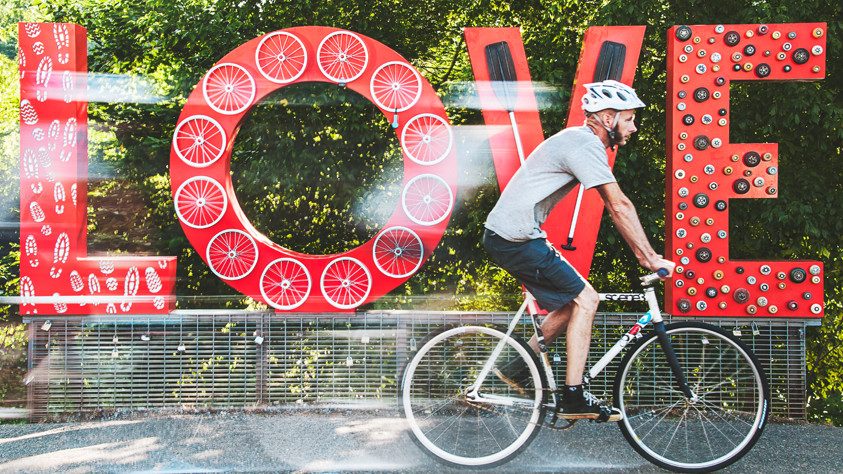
[0,0,840,421]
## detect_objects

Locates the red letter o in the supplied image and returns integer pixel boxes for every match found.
[170,27,457,312]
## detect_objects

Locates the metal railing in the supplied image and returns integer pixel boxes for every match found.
[24,311,812,421]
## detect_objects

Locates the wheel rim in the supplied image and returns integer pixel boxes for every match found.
[402,326,543,466]
[260,258,311,309]
[370,61,422,112]
[317,31,368,83]
[202,63,256,115]
[255,31,307,84]
[400,113,453,166]
[206,229,258,280]
[373,226,423,278]
[173,115,227,168]
[401,174,453,226]
[320,257,372,309]
[618,326,766,470]
[174,177,228,229]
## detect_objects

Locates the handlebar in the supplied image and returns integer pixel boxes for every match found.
[640,268,671,287]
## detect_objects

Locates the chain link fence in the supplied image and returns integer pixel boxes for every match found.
[24,311,812,421]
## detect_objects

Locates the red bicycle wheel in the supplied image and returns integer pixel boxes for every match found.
[401,113,453,165]
[373,226,424,278]
[174,176,228,229]
[260,258,311,310]
[202,63,256,115]
[320,257,372,309]
[173,115,227,168]
[255,31,308,84]
[370,61,422,112]
[317,31,369,83]
[206,229,259,280]
[401,174,453,226]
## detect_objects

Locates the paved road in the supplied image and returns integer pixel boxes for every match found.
[0,408,840,473]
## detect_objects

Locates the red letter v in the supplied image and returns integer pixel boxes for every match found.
[464,26,645,277]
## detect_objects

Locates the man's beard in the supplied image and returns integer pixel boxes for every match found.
[611,125,627,147]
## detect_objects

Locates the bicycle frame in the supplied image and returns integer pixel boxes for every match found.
[466,277,697,406]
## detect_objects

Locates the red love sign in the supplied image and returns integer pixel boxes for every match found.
[17,21,826,318]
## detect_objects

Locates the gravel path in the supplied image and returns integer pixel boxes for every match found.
[0,409,840,473]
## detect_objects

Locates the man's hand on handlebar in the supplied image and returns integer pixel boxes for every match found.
[643,255,676,278]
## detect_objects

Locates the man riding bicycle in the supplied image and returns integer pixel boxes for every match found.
[483,80,676,422]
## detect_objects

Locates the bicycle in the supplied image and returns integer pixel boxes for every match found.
[400,271,770,472]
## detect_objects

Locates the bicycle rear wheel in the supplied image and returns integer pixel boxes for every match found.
[614,322,769,472]
[401,325,545,467]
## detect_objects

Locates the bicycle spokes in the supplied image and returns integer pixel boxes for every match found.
[402,326,544,466]
[617,323,768,471]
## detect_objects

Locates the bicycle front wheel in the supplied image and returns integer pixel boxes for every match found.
[614,322,770,472]
[401,325,545,467]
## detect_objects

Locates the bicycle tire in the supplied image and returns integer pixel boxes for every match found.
[613,321,770,472]
[401,325,546,467]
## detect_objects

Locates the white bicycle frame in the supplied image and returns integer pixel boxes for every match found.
[466,273,669,404]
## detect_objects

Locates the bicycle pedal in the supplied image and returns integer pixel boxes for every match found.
[584,409,623,423]
[547,418,577,431]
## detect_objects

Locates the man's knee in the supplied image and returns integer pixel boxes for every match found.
[574,283,599,315]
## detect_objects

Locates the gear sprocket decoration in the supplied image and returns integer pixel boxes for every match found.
[170,26,457,312]
[666,23,826,317]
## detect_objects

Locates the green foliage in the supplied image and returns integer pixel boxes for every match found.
[233,84,403,255]
[0,245,19,322]
[0,322,26,407]
[0,0,841,418]
[808,393,843,426]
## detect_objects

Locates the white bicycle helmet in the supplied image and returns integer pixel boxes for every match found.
[581,80,645,113]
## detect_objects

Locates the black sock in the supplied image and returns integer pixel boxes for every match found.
[564,384,584,403]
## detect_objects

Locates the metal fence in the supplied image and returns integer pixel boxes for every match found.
[24,311,813,421]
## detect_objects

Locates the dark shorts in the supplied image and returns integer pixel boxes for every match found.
[483,228,586,312]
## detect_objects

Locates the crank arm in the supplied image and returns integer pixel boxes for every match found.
[465,392,532,407]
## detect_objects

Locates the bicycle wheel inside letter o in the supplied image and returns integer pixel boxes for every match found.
[170,27,457,312]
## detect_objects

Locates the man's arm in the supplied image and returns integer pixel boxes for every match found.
[596,182,675,276]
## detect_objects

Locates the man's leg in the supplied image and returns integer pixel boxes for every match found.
[526,283,599,385]
[556,283,620,421]
[528,304,573,354]
[564,284,600,386]
[497,300,574,390]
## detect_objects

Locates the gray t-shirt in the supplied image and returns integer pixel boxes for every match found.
[485,126,616,241]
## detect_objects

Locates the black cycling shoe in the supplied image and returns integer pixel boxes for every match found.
[492,357,532,395]
[559,390,623,422]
